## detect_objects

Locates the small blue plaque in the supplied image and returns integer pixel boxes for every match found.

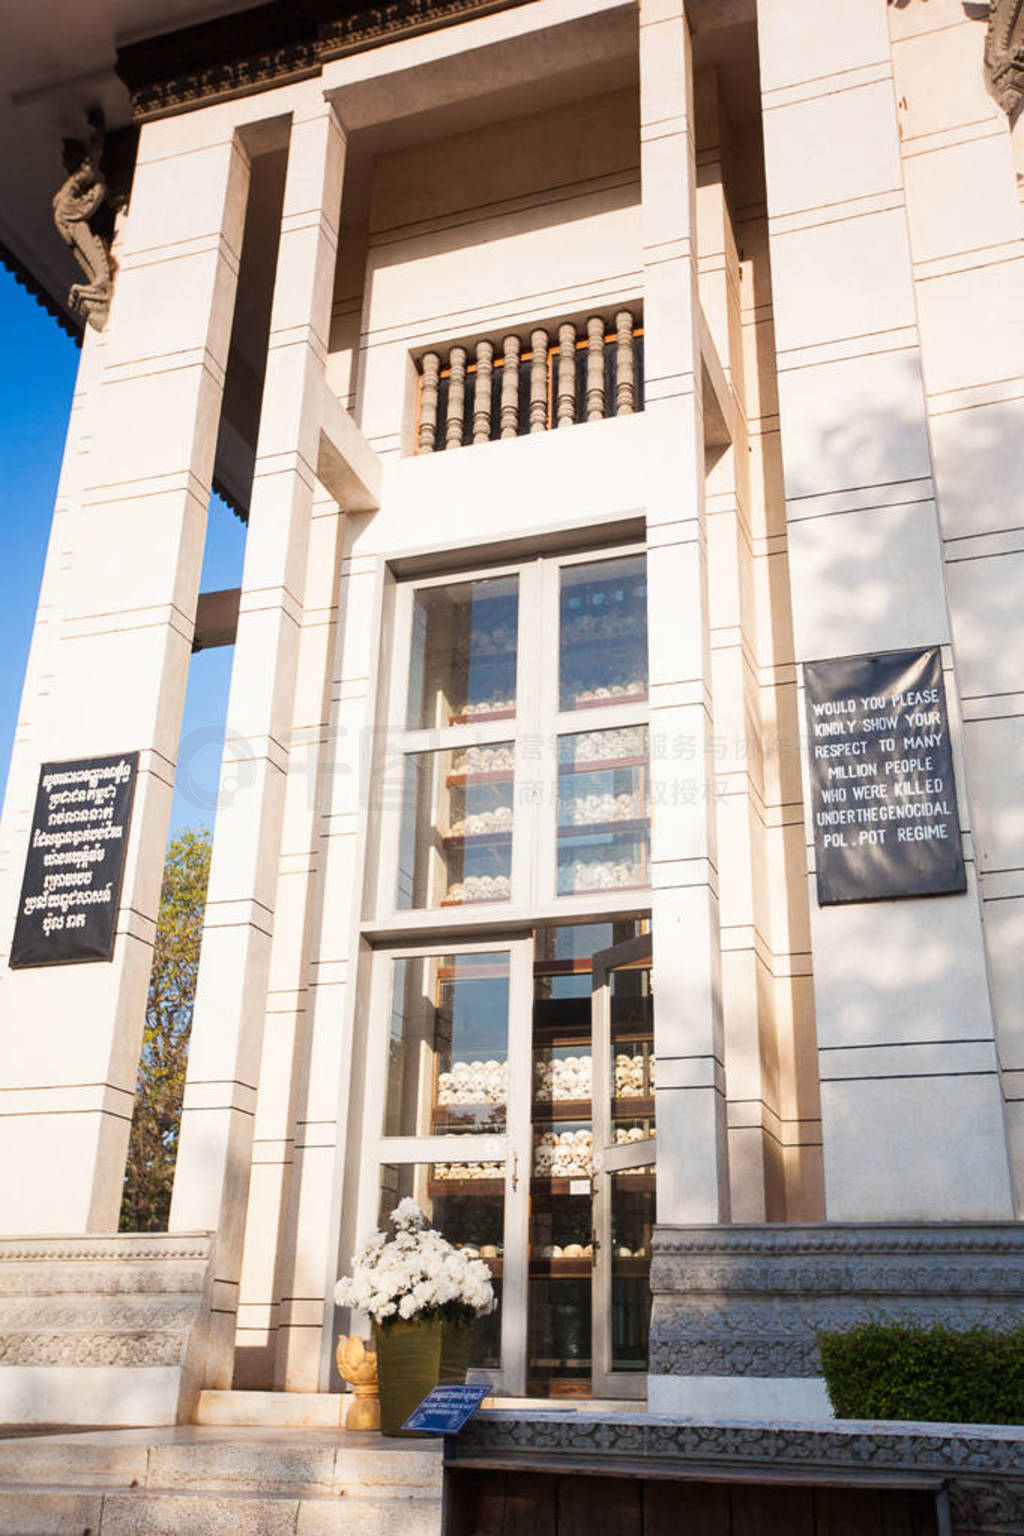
[400,1381,491,1435]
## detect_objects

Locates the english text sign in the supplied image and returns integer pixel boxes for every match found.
[9,753,139,968]
[803,649,966,905]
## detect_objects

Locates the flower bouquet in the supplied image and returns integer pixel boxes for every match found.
[334,1197,495,1433]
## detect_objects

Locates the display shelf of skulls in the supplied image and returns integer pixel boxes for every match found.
[447,624,516,722]
[443,873,512,904]
[568,676,647,708]
[452,695,516,723]
[565,790,645,826]
[434,1057,508,1129]
[559,856,645,894]
[615,1050,656,1100]
[456,744,516,776]
[534,1052,592,1107]
[534,1239,595,1264]
[533,1126,593,1180]
[447,805,513,838]
[574,728,647,766]
[431,1159,504,1191]
[532,1050,655,1109]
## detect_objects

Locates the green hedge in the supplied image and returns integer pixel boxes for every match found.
[817,1322,1024,1425]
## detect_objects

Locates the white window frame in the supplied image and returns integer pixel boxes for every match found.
[368,540,650,938]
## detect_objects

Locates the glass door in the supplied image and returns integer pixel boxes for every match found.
[359,938,534,1395]
[590,933,654,1399]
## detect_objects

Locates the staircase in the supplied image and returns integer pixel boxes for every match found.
[0,1425,443,1535]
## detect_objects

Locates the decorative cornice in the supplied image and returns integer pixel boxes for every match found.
[116,0,532,122]
[652,1222,1024,1261]
[0,1233,213,1263]
[0,242,82,345]
[457,1410,1024,1481]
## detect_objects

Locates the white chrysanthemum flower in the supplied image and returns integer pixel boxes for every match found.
[333,1197,495,1325]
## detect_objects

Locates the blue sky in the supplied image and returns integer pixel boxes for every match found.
[0,265,244,839]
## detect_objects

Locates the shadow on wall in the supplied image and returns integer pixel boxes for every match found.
[786,347,1024,1054]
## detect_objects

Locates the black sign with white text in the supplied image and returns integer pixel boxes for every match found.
[804,649,966,906]
[9,753,139,968]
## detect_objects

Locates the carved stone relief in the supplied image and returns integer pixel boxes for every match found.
[648,1222,1024,1379]
[0,1234,213,1389]
[456,1413,1024,1536]
[890,0,1024,121]
[983,0,1024,117]
[53,108,113,332]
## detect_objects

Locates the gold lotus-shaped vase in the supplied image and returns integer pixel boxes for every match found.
[336,1334,381,1431]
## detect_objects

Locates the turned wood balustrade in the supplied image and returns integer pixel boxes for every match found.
[415,311,644,452]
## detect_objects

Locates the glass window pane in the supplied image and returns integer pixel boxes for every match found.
[610,1164,654,1371]
[528,1172,593,1395]
[407,576,519,729]
[612,961,655,1141]
[398,745,514,909]
[559,555,647,712]
[385,953,509,1137]
[557,727,650,895]
[379,1163,503,1372]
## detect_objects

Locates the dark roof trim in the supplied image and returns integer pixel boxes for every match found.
[117,0,531,120]
[1,242,82,346]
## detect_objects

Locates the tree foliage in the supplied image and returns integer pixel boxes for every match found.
[119,827,211,1232]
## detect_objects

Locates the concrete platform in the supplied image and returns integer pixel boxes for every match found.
[196,1388,641,1427]
[0,1425,442,1536]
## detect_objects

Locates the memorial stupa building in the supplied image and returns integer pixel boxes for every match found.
[1,0,1023,1430]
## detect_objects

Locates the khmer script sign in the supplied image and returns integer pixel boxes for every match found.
[803,648,966,905]
[9,753,139,968]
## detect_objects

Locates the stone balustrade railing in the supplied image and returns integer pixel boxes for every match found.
[416,311,644,452]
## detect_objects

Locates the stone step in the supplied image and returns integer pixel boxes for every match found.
[198,1389,348,1428]
[0,1428,443,1534]
[0,1427,441,1493]
[0,1485,442,1536]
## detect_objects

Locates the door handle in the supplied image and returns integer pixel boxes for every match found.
[511,1152,519,1193]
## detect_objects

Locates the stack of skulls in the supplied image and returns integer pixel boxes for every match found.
[432,1161,503,1181]
[449,806,513,836]
[574,728,646,765]
[459,745,515,773]
[437,1059,508,1105]
[533,1127,593,1177]
[446,873,512,902]
[455,1243,501,1259]
[460,697,515,718]
[567,791,641,825]
[469,626,516,657]
[614,1125,652,1146]
[564,858,643,891]
[537,1243,594,1259]
[534,1054,593,1103]
[572,679,646,706]
[614,1053,646,1097]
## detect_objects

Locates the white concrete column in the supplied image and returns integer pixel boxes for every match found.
[757,0,1015,1220]
[694,74,784,1222]
[641,0,729,1224]
[0,119,250,1234]
[889,1,1024,1215]
[169,98,346,1384]
[281,528,381,1392]
[232,482,346,1390]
